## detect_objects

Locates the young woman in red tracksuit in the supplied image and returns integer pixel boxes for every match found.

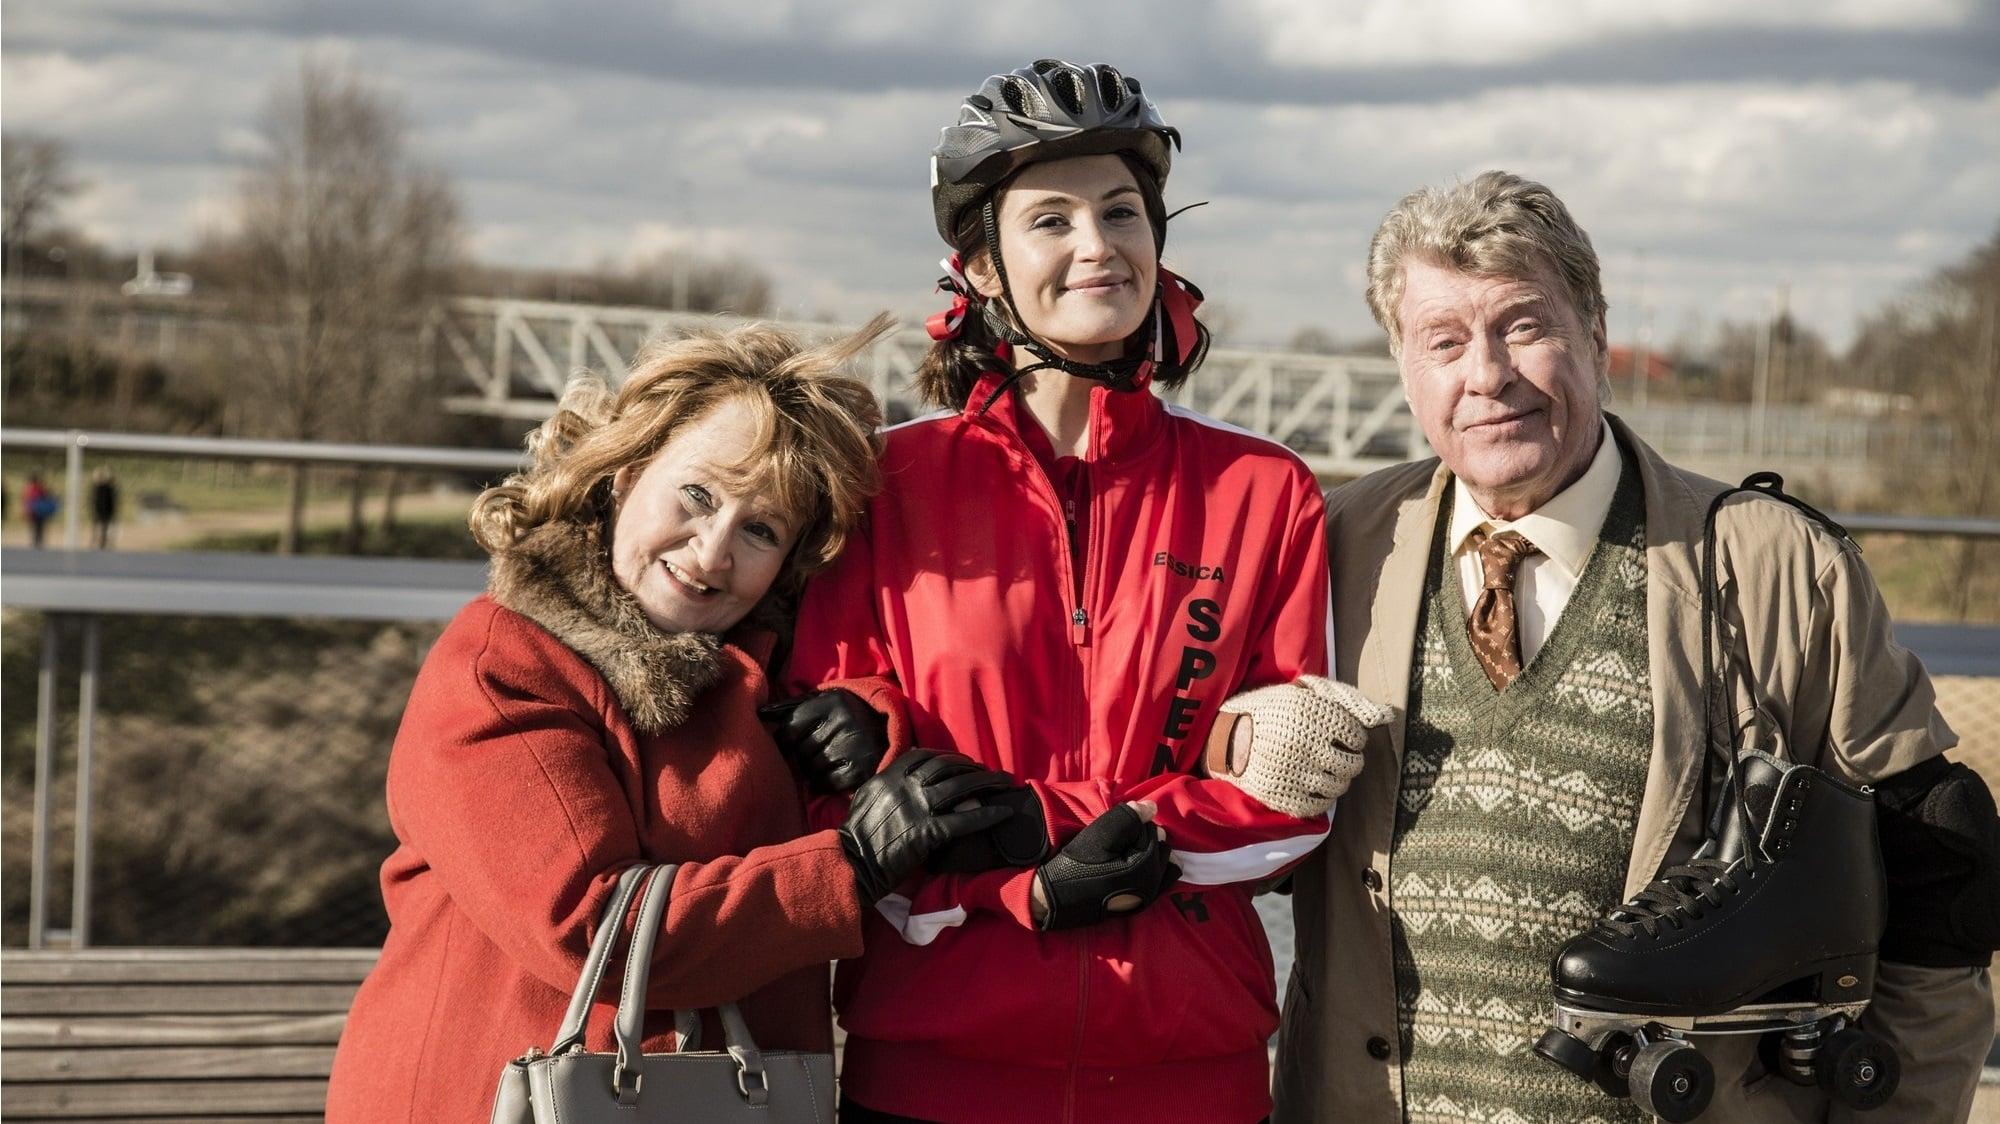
[784,60,1387,1123]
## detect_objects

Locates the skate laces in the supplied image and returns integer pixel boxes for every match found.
[1600,762,1768,940]
[1598,858,1743,939]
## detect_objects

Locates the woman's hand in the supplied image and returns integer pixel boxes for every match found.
[1212,676,1393,818]
[926,784,1051,873]
[1031,801,1178,930]
[838,750,1017,904]
[761,688,888,794]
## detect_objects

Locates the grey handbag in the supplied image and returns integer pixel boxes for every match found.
[489,863,836,1124]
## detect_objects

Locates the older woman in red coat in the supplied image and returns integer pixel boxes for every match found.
[326,317,1013,1123]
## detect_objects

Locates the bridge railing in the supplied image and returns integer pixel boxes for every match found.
[0,281,1968,481]
[426,296,1954,480]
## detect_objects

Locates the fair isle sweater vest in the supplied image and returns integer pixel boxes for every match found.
[1391,454,1653,1124]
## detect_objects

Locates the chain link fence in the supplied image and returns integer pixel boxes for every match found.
[1,610,439,948]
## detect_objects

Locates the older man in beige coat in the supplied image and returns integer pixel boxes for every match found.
[1272,171,1991,1122]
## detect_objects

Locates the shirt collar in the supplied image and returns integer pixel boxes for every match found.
[1448,420,1623,581]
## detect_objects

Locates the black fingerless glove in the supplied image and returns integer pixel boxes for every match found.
[1877,755,2000,967]
[761,688,889,794]
[927,785,1052,874]
[1035,804,1180,931]
[839,750,1015,905]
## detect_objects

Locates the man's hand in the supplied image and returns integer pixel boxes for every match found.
[1032,802,1179,930]
[761,688,888,794]
[1214,676,1393,818]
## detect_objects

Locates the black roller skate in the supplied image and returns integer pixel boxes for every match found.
[1533,750,1900,1121]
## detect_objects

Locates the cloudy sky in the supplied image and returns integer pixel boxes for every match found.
[4,1,1997,350]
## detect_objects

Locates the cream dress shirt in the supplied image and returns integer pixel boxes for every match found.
[1449,424,1623,667]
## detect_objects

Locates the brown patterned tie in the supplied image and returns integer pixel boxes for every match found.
[1467,528,1541,689]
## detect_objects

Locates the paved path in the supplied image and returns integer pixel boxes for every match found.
[0,490,475,552]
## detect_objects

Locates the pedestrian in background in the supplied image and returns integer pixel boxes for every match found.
[91,467,120,549]
[22,475,58,548]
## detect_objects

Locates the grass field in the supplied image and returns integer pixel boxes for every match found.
[1850,533,2000,625]
[3,453,295,516]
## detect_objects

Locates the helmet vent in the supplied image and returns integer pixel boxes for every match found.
[1096,65,1127,112]
[1000,77,1045,120]
[1048,68,1087,116]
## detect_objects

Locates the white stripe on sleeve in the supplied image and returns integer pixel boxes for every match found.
[873,893,969,945]
[1169,815,1333,886]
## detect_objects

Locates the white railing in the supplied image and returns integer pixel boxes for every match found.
[429,296,1420,475]
[1,282,1959,480]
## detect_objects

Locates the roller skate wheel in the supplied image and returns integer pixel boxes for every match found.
[1816,1027,1899,1110]
[1593,1033,1637,1100]
[1533,1028,1598,1082]
[1629,1040,1714,1123]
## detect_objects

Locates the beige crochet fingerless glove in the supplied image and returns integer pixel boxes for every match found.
[1215,676,1394,818]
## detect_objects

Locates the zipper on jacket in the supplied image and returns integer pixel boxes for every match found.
[1008,430,1087,650]
[1063,493,1090,644]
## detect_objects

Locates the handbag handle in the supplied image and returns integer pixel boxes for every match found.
[612,863,772,1107]
[547,864,650,1056]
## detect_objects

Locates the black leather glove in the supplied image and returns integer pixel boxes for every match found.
[1035,804,1180,931]
[839,750,1016,904]
[927,785,1052,874]
[761,689,889,795]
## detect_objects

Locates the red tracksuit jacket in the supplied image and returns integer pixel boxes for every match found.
[788,370,1332,1123]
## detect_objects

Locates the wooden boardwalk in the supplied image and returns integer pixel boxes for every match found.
[1,948,373,1121]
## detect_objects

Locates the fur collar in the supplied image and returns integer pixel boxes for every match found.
[487,518,724,734]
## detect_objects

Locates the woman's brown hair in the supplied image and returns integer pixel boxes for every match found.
[470,315,891,591]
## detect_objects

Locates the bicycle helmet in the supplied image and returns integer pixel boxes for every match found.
[931,58,1179,244]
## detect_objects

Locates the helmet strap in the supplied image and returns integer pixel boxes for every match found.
[981,199,1012,299]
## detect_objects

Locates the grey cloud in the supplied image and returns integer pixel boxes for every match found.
[5,0,1996,350]
[13,0,1997,107]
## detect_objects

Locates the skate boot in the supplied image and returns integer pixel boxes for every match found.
[1533,750,1899,1121]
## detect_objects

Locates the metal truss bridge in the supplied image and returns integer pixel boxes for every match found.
[4,281,1954,485]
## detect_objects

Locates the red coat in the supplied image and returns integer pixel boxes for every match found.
[788,373,1331,1123]
[326,520,866,1123]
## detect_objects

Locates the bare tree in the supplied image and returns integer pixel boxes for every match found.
[2,133,85,278]
[460,252,775,316]
[218,55,462,552]
[1850,227,2000,618]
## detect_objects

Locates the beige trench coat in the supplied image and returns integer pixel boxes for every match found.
[1272,416,1992,1123]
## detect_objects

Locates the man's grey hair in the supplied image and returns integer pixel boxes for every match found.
[1365,171,1605,355]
